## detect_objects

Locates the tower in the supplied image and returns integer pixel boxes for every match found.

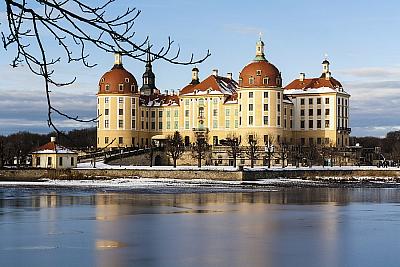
[140,46,158,96]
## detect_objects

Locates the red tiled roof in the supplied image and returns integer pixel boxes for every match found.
[240,60,281,88]
[179,75,238,95]
[98,65,138,95]
[284,75,342,90]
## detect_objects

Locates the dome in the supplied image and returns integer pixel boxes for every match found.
[98,57,138,95]
[239,60,282,88]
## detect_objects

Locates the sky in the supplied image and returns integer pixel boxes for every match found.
[0,0,400,137]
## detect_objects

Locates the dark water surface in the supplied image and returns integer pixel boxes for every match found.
[1,186,400,267]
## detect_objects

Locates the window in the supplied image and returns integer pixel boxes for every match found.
[71,157,75,166]
[249,116,254,125]
[277,104,281,112]
[185,110,189,117]
[141,121,144,129]
[264,104,268,111]
[263,77,269,85]
[309,98,313,105]
[174,110,179,117]
[167,121,171,129]
[338,98,341,105]
[317,109,322,116]
[132,109,136,116]
[105,84,110,91]
[159,110,163,118]
[167,110,170,117]
[151,111,156,118]
[125,78,130,83]
[118,97,123,103]
[36,157,40,166]
[325,120,330,128]
[104,97,109,104]
[132,98,136,105]
[213,120,218,128]
[325,109,330,116]
[48,157,52,166]
[150,121,155,129]
[249,104,253,111]
[118,84,124,91]
[158,122,163,130]
[199,98,204,106]
[325,98,330,104]
[317,138,322,145]
[256,70,262,76]
[317,98,321,104]
[290,120,293,128]
[300,98,305,105]
[235,120,238,128]
[263,116,268,125]
[59,157,63,166]
[213,109,218,116]
[249,77,254,84]
[119,109,123,115]
[277,116,281,126]
[226,109,230,116]
[132,120,135,129]
[104,120,109,128]
[277,92,281,100]
[301,120,305,129]
[105,137,109,144]
[309,120,313,128]
[174,121,178,129]
[300,109,305,116]
[317,120,322,128]
[119,137,123,144]
[185,121,189,129]
[263,91,268,98]
[249,92,254,98]
[309,109,313,116]
[118,120,123,128]
[146,111,149,117]
[131,85,135,92]
[105,109,109,115]
[345,99,348,106]
[185,99,190,105]
[146,121,149,129]
[309,138,314,145]
[213,98,218,104]
[225,120,230,128]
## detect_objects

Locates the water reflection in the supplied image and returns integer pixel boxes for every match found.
[0,187,400,267]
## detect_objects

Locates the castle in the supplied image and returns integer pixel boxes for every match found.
[96,38,351,152]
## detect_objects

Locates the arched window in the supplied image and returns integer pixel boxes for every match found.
[249,76,254,85]
[263,77,269,85]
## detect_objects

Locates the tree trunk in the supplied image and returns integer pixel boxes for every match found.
[198,155,201,168]
[233,154,236,168]
[173,158,177,168]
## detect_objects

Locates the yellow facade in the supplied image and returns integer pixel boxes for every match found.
[97,40,350,150]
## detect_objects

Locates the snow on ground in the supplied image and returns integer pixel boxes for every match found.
[245,165,400,171]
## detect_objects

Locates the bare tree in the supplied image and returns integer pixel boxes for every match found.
[165,131,184,168]
[192,134,210,168]
[392,142,400,167]
[244,133,261,168]
[2,0,210,134]
[264,135,275,168]
[279,143,289,168]
[225,134,241,168]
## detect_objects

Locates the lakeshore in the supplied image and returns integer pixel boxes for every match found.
[1,165,400,184]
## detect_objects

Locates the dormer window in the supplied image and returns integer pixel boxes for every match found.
[276,78,281,86]
[263,77,269,85]
[256,70,262,76]
[249,76,254,85]
[118,84,124,91]
[125,78,130,83]
[105,84,110,91]
[239,78,243,86]
[131,85,136,92]
[101,78,105,83]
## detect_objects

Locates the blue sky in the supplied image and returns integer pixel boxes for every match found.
[1,0,400,136]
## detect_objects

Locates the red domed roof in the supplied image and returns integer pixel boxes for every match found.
[239,60,282,88]
[98,65,138,95]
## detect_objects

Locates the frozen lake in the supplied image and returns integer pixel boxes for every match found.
[0,183,400,267]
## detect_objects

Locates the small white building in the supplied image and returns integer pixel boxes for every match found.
[31,137,78,169]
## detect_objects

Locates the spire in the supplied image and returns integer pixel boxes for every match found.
[140,43,157,96]
[322,54,331,80]
[254,33,267,61]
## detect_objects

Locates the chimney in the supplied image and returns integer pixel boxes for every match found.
[172,90,175,96]
[227,72,233,80]
[299,73,305,82]
[212,69,218,76]
[165,90,168,95]
[51,136,56,143]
